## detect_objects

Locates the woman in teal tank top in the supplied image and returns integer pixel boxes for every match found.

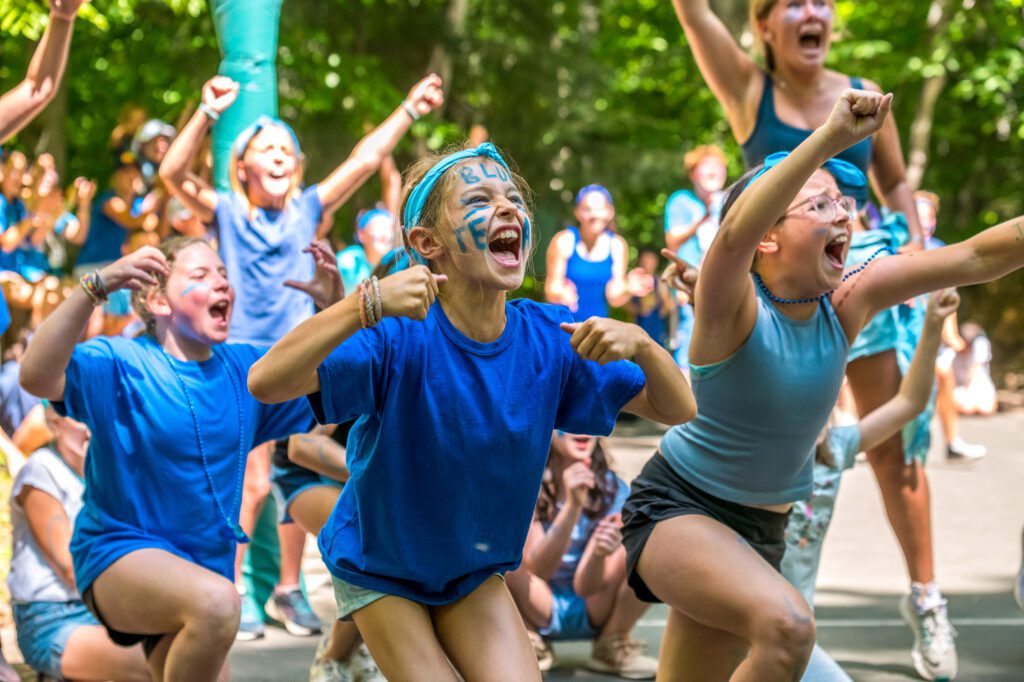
[621,91,1024,681]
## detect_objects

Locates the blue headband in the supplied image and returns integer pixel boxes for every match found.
[357,208,392,232]
[401,143,511,265]
[749,153,868,208]
[575,184,613,207]
[233,116,302,160]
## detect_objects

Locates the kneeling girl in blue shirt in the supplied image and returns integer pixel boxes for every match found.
[248,142,696,681]
[507,431,657,679]
[20,236,340,682]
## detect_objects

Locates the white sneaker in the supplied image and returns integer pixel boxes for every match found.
[899,595,958,681]
[946,438,986,461]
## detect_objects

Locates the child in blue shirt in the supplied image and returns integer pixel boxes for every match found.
[785,289,960,682]
[249,142,696,681]
[161,73,444,346]
[19,236,341,682]
[507,432,657,679]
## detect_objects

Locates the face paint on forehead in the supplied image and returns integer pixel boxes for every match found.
[458,166,482,185]
[478,162,510,182]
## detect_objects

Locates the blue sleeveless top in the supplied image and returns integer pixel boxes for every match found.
[565,227,614,322]
[660,280,849,505]
[741,72,873,176]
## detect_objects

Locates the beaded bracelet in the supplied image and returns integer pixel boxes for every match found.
[371,276,383,322]
[79,270,108,305]
[362,280,377,327]
[357,281,369,329]
[401,101,421,122]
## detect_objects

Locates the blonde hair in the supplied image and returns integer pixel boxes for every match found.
[684,144,728,176]
[229,124,305,220]
[398,141,535,269]
[130,237,213,334]
[914,190,940,212]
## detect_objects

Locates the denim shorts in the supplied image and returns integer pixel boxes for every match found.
[13,600,99,679]
[270,462,342,524]
[537,584,598,641]
[331,574,506,621]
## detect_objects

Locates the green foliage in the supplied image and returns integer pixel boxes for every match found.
[2,0,1023,368]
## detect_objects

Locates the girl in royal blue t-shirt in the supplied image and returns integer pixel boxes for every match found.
[20,236,341,681]
[249,142,696,681]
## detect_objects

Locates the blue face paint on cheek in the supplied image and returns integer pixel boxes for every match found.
[466,217,488,250]
[453,225,469,253]
[521,213,532,244]
[181,282,210,297]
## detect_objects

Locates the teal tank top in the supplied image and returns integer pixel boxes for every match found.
[741,72,873,176]
[660,280,849,505]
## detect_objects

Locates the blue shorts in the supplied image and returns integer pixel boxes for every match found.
[270,462,342,524]
[13,600,100,679]
[537,585,598,641]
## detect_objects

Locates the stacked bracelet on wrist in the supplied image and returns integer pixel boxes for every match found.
[401,101,421,122]
[357,276,383,328]
[80,270,108,305]
[198,103,220,122]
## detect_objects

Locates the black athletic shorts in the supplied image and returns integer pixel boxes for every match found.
[621,452,790,603]
[81,586,164,659]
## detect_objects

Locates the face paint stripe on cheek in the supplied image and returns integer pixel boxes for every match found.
[467,216,488,250]
[453,225,469,253]
[181,282,211,297]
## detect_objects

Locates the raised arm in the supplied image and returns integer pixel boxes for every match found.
[574,513,625,597]
[248,264,444,404]
[0,0,85,142]
[316,75,444,216]
[697,90,891,351]
[20,247,168,400]
[159,76,238,224]
[857,289,958,452]
[671,0,761,135]
[64,177,95,245]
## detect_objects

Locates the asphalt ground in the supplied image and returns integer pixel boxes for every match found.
[227,413,1024,681]
[3,414,1020,680]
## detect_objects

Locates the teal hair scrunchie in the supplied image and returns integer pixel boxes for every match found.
[402,143,511,265]
[749,152,868,208]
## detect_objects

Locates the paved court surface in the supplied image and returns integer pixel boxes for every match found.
[4,415,1019,680]
[225,413,1024,681]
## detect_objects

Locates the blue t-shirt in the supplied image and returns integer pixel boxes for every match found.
[542,472,629,591]
[311,299,645,605]
[782,425,861,606]
[336,244,371,297]
[55,335,315,594]
[76,191,129,267]
[213,186,322,346]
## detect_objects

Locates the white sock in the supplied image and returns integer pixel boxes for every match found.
[911,581,944,613]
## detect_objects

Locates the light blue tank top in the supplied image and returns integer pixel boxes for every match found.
[660,280,849,505]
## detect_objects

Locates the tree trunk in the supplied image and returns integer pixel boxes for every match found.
[904,0,955,190]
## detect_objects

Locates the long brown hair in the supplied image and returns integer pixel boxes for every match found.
[535,437,618,523]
